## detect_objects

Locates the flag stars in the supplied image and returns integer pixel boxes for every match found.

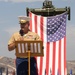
[54,29,56,31]
[47,28,50,29]
[56,17,59,20]
[64,31,65,33]
[52,22,54,25]
[47,12,67,42]
[54,20,57,22]
[52,18,54,21]
[47,32,50,34]
[50,30,52,31]
[54,37,57,39]
[52,31,55,34]
[50,25,52,28]
[48,23,50,25]
[48,35,50,38]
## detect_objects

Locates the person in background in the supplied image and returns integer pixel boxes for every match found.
[8,16,41,75]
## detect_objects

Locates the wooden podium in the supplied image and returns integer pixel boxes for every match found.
[15,40,44,75]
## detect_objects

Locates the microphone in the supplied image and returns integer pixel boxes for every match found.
[19,29,24,36]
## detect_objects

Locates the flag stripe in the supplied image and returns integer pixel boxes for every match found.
[42,17,47,75]
[36,15,41,74]
[64,37,66,75]
[39,16,43,75]
[46,43,50,75]
[34,15,37,33]
[59,40,61,75]
[29,12,32,30]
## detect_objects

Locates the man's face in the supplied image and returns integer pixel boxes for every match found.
[20,22,29,33]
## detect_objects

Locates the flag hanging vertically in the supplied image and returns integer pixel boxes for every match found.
[29,11,67,75]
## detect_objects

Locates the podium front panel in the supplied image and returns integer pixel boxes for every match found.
[15,40,44,58]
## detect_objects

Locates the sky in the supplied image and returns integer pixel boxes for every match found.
[0,0,75,60]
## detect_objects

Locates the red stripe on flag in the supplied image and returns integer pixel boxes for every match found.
[40,17,43,40]
[39,16,44,75]
[46,43,50,75]
[58,40,61,75]
[34,15,37,33]
[29,12,32,31]
[52,42,56,75]
[64,36,66,75]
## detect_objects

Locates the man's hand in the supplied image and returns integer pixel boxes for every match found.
[8,43,16,51]
[8,37,24,51]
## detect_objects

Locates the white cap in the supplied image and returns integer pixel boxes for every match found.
[18,16,31,24]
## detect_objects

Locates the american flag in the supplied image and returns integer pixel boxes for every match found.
[29,12,67,75]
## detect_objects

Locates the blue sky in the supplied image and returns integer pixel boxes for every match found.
[0,0,75,60]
